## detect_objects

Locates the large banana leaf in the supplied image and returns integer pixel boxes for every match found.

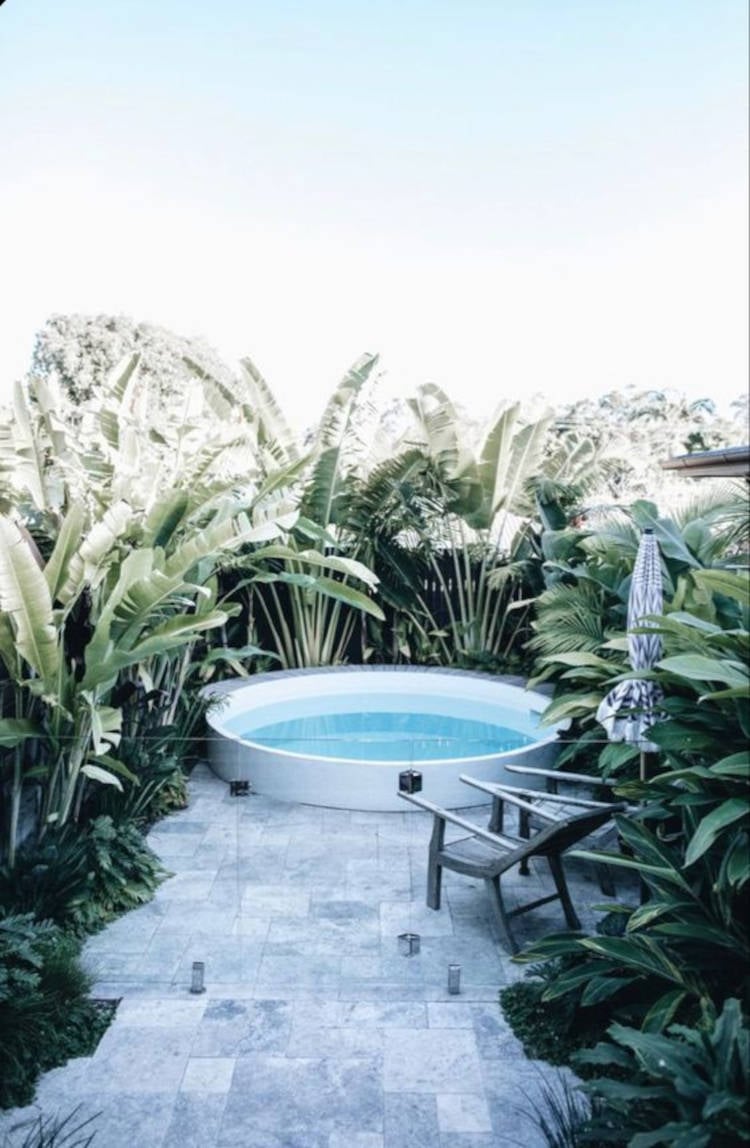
[0,613,17,677]
[273,573,385,621]
[0,718,44,748]
[248,454,310,510]
[76,500,134,587]
[183,355,244,422]
[162,511,296,581]
[99,354,141,451]
[0,516,60,684]
[407,384,467,478]
[475,402,520,524]
[301,353,378,527]
[44,502,87,604]
[471,404,551,528]
[254,544,380,589]
[240,355,300,462]
[81,609,229,689]
[83,548,163,664]
[11,380,48,510]
[141,491,191,549]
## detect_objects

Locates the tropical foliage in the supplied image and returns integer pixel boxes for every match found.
[527,493,748,772]
[0,354,383,865]
[2,312,748,1132]
[553,386,746,501]
[506,554,750,1145]
[0,912,114,1110]
[579,997,750,1147]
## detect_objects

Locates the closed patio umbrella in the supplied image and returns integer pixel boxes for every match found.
[596,528,664,778]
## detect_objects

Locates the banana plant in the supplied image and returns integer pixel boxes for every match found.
[403,391,552,665]
[0,471,385,858]
[0,508,232,848]
[245,354,385,667]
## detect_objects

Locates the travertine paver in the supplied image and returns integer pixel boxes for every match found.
[0,761,623,1147]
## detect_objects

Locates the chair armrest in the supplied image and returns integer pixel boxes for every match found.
[458,778,626,824]
[504,764,618,789]
[397,791,522,850]
[459,775,613,811]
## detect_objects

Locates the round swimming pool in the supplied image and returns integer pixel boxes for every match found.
[206,667,567,811]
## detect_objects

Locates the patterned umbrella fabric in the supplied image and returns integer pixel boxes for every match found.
[596,528,664,754]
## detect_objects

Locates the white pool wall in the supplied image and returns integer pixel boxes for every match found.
[205,667,567,812]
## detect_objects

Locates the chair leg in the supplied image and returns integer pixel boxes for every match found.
[547,855,581,930]
[427,857,443,910]
[484,876,519,955]
[488,796,504,834]
[427,817,446,910]
[597,862,616,897]
[519,809,531,876]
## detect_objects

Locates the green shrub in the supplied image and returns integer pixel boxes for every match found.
[0,837,89,927]
[83,746,188,829]
[0,818,167,935]
[0,914,115,1110]
[501,979,580,1065]
[66,817,168,934]
[500,962,608,1069]
[577,998,750,1147]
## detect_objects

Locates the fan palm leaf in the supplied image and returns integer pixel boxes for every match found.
[528,580,611,657]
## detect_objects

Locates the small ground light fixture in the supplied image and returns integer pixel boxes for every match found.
[448,963,461,994]
[398,932,421,956]
[190,961,206,994]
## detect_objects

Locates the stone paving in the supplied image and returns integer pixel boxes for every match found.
[0,763,618,1148]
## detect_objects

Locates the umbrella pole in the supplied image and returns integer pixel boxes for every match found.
[639,749,647,783]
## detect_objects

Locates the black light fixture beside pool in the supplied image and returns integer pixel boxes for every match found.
[398,769,423,794]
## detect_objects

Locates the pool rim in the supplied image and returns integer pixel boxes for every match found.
[204,665,562,769]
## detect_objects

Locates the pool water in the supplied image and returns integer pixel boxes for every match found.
[239,709,536,762]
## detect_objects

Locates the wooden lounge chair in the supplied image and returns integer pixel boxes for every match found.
[398,786,628,953]
[498,765,630,895]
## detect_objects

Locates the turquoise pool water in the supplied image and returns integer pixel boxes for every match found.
[239,709,536,762]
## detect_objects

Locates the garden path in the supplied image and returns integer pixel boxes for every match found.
[0,763,607,1148]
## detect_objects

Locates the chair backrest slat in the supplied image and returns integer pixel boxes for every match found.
[527,804,627,856]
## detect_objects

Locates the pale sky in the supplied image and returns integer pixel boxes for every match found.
[1,0,747,430]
